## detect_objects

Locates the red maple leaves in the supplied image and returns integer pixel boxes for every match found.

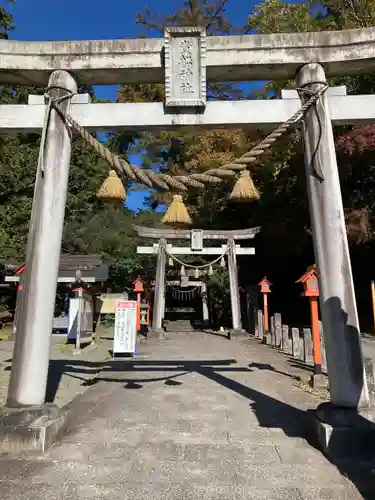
[337,125,375,155]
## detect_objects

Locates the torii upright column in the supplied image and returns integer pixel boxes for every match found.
[7,71,77,409]
[150,239,166,339]
[201,282,209,328]
[227,238,245,337]
[297,63,369,411]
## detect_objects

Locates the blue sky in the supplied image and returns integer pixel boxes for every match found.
[8,0,257,211]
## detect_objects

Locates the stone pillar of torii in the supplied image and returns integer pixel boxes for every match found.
[135,225,259,338]
[0,25,374,452]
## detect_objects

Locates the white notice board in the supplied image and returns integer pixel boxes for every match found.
[113,300,137,356]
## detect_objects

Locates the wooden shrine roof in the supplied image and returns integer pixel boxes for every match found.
[3,254,109,283]
[4,254,103,273]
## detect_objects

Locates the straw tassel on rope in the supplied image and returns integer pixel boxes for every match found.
[229,169,260,202]
[162,194,192,226]
[97,170,126,202]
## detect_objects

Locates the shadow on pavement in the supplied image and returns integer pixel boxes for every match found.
[4,353,373,498]
[249,362,298,380]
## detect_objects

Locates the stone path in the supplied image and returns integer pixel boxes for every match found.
[0,331,372,499]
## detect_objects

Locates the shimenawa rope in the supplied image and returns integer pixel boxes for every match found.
[42,82,328,192]
[164,245,228,270]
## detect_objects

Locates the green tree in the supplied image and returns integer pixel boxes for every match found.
[207,266,231,327]
[0,2,161,294]
[0,0,15,39]
[62,205,162,291]
[242,0,375,329]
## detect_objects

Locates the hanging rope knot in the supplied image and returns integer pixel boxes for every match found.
[296,81,329,183]
[38,86,77,179]
[296,80,328,95]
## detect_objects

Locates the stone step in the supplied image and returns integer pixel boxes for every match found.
[164,321,194,332]
[165,326,194,332]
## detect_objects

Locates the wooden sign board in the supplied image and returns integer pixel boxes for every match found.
[180,275,189,287]
[97,293,128,314]
[113,300,137,356]
[191,229,203,250]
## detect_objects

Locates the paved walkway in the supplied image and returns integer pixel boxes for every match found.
[0,331,372,499]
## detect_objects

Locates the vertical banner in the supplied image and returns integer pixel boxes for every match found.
[67,297,79,340]
[113,300,137,356]
[67,291,94,346]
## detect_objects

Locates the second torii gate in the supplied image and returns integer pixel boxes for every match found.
[134,225,260,338]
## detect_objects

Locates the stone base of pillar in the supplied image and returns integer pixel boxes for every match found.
[229,328,248,339]
[262,330,271,345]
[312,402,375,459]
[147,327,167,340]
[309,373,327,390]
[0,404,66,454]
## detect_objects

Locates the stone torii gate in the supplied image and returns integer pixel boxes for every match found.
[134,225,260,338]
[1,25,375,452]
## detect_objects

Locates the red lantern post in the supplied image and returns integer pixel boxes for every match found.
[258,277,272,332]
[146,306,150,326]
[296,265,322,377]
[132,277,145,332]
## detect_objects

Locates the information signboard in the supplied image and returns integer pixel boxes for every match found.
[113,300,137,356]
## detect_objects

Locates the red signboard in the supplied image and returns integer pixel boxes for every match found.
[116,301,137,309]
[15,264,25,275]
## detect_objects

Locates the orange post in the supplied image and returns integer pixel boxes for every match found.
[258,277,272,332]
[309,296,322,374]
[296,265,321,375]
[263,293,269,331]
[146,304,150,326]
[371,280,375,332]
[136,292,141,331]
[132,277,145,333]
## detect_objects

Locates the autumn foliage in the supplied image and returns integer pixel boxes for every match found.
[337,125,375,155]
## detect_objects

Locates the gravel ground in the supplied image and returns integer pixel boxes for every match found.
[0,329,114,408]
